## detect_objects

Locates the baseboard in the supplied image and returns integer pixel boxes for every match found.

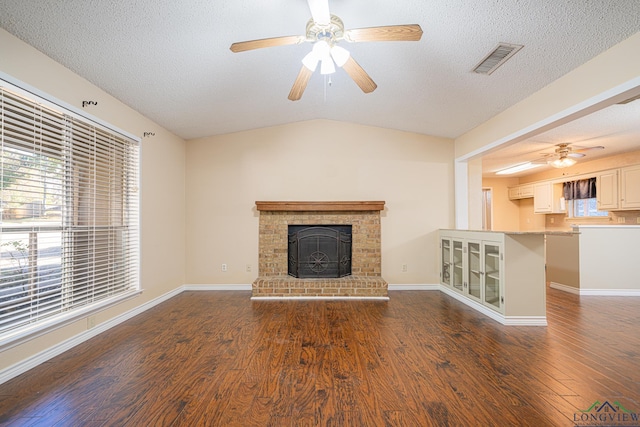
[439,285,547,326]
[0,286,183,386]
[183,284,252,291]
[388,284,439,291]
[550,282,640,296]
[550,282,580,295]
[250,296,390,301]
[579,289,640,296]
[503,316,548,326]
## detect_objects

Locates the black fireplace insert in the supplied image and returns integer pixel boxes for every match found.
[288,225,352,278]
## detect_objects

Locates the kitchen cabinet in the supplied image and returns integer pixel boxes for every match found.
[595,165,640,211]
[439,230,549,325]
[596,169,619,210]
[534,182,566,214]
[441,233,502,313]
[620,165,640,209]
[440,237,464,292]
[508,184,534,200]
[465,240,502,309]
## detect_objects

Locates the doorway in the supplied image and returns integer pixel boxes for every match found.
[482,188,493,230]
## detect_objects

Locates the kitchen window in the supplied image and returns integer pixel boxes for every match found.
[563,178,607,218]
[0,82,140,346]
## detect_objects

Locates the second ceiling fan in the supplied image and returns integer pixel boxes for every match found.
[230,0,423,101]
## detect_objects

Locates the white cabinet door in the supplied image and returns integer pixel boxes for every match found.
[534,183,552,213]
[620,165,640,209]
[596,169,618,210]
[519,184,534,198]
[534,182,565,214]
[508,187,521,200]
[440,238,452,287]
[482,241,503,313]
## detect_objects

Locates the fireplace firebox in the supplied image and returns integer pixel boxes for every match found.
[288,225,352,278]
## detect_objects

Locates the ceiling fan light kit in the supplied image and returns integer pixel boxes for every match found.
[549,157,577,168]
[230,0,422,100]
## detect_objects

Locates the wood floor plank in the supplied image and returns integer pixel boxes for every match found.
[1,288,639,426]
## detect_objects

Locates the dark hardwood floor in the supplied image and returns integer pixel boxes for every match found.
[0,287,639,426]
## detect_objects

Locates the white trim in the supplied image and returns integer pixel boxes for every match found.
[550,282,581,295]
[579,289,640,296]
[388,284,439,291]
[455,76,640,162]
[550,282,640,296]
[439,285,547,326]
[250,296,390,301]
[0,287,182,385]
[183,284,252,291]
[455,159,469,229]
[503,316,548,326]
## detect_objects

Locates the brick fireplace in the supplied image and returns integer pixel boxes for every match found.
[252,201,388,299]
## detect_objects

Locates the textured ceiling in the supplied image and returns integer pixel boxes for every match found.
[1,0,639,170]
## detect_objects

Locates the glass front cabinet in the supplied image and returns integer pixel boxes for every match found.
[439,229,548,325]
[440,232,505,314]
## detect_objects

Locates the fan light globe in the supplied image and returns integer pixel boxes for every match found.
[330,45,350,67]
[302,51,319,71]
[312,40,331,59]
[320,58,336,75]
[550,157,577,168]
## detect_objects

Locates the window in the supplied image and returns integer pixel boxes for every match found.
[570,198,608,218]
[1,83,139,345]
[563,178,608,218]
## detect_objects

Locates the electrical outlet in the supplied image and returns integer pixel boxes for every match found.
[618,217,626,224]
[402,264,408,273]
[246,264,251,272]
[637,217,640,224]
[550,217,554,224]
[87,316,96,329]
[221,263,228,272]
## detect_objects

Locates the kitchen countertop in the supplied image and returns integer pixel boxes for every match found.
[440,229,577,236]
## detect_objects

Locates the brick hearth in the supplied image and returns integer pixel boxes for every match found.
[252,201,388,299]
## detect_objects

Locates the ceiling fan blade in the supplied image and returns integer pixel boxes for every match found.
[572,145,605,153]
[307,0,331,25]
[342,57,377,93]
[344,24,423,43]
[567,152,586,158]
[288,66,314,101]
[230,35,305,53]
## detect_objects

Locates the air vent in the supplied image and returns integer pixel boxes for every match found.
[473,43,523,75]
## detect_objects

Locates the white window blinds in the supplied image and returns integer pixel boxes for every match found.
[0,85,140,344]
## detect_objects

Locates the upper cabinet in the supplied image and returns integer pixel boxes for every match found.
[508,184,534,200]
[595,165,640,211]
[596,169,619,210]
[620,165,640,210]
[533,182,566,214]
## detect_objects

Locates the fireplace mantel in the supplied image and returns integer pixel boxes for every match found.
[255,201,385,212]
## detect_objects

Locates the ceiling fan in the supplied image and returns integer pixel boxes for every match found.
[229,0,423,101]
[534,143,605,168]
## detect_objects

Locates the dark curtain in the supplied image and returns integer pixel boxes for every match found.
[563,177,596,200]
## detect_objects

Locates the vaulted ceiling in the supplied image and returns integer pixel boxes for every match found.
[1,0,639,176]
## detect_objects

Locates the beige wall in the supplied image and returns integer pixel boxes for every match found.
[546,234,580,289]
[0,29,186,371]
[185,120,454,286]
[482,177,520,231]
